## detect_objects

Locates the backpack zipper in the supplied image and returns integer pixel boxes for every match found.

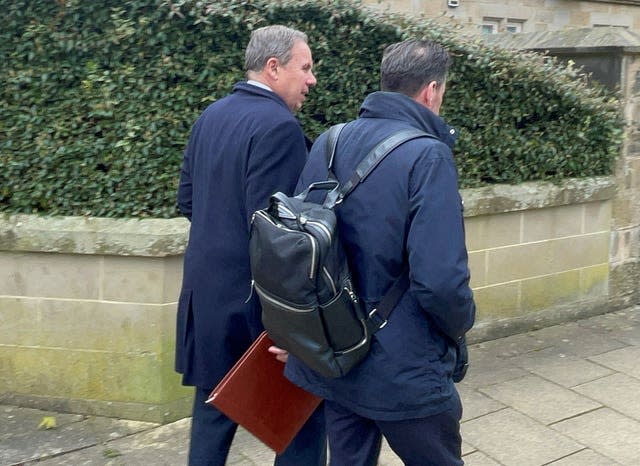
[255,210,318,279]
[277,204,332,246]
[276,204,296,219]
[244,280,255,303]
[345,278,358,303]
[270,207,339,297]
[308,235,318,280]
[304,219,332,245]
[254,282,315,313]
[322,267,337,295]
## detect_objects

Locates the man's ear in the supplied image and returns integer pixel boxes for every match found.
[417,81,438,110]
[265,57,279,80]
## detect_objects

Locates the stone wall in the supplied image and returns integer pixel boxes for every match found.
[482,28,640,312]
[463,177,616,341]
[363,0,640,34]
[610,42,640,309]
[0,216,192,423]
[0,175,620,420]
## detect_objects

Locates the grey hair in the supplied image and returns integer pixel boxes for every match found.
[380,39,451,97]
[245,25,308,73]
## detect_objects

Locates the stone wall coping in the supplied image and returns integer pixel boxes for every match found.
[0,214,190,257]
[0,176,616,255]
[461,176,616,217]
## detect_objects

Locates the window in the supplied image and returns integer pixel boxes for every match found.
[593,24,628,29]
[482,17,525,34]
[481,18,500,34]
[505,20,523,33]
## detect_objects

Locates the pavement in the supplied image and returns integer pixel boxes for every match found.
[2,304,639,466]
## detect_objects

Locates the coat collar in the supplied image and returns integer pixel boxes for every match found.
[359,91,457,148]
[232,81,291,113]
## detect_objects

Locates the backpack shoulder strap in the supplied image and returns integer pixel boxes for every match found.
[338,128,435,201]
[347,128,436,331]
[371,267,409,325]
[325,123,347,181]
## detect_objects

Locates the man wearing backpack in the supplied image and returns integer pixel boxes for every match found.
[284,39,476,466]
[175,25,325,466]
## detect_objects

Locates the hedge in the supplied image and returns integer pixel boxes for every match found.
[0,0,623,218]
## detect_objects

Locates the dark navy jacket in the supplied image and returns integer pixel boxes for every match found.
[176,82,308,388]
[285,91,476,421]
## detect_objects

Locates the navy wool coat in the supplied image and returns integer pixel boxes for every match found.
[285,91,476,421]
[176,82,308,388]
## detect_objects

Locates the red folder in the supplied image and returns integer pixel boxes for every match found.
[206,331,322,454]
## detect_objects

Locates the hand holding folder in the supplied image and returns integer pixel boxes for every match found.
[206,331,322,454]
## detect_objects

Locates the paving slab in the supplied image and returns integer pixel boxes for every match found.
[462,450,502,465]
[578,308,640,334]
[31,418,190,466]
[377,439,403,466]
[461,441,474,456]
[527,322,629,358]
[0,405,157,466]
[479,375,601,425]
[574,373,640,422]
[588,345,640,379]
[226,427,273,465]
[607,324,640,346]
[574,312,640,347]
[471,333,552,359]
[0,405,84,438]
[552,407,640,465]
[462,352,529,388]
[461,408,582,466]
[591,309,640,347]
[458,383,505,422]
[547,448,623,465]
[508,347,614,387]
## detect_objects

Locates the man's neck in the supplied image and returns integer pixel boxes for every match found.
[247,79,273,92]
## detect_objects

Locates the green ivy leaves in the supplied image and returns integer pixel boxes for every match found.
[0,0,623,218]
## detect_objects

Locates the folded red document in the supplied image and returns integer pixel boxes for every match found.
[206,331,322,454]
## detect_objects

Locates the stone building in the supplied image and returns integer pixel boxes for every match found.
[364,0,640,35]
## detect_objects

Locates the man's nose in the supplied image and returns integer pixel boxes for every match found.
[308,71,317,87]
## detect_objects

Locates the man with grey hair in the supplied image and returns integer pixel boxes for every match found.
[285,38,475,465]
[175,25,323,465]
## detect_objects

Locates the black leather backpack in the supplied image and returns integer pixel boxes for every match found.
[249,123,431,377]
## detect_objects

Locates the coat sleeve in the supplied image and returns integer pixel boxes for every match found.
[245,119,307,227]
[406,146,476,342]
[177,122,198,222]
